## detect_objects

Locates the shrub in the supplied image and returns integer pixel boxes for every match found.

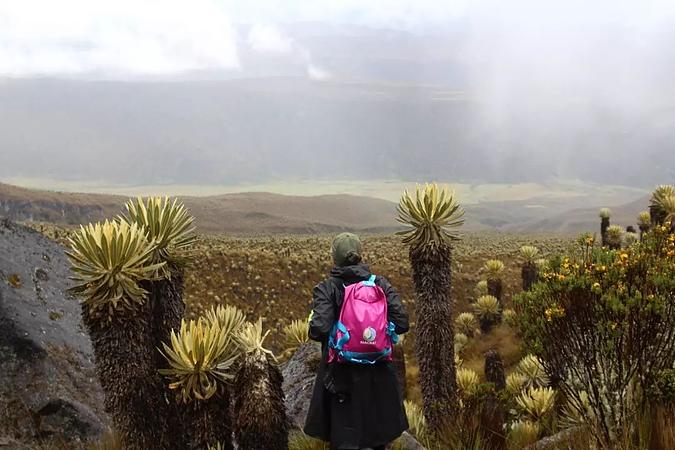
[484,259,505,278]
[517,354,550,389]
[455,312,478,336]
[454,332,469,354]
[474,295,499,318]
[502,308,516,326]
[67,220,162,321]
[605,224,624,249]
[404,400,427,440]
[514,225,675,446]
[457,368,480,397]
[506,372,527,395]
[474,295,500,333]
[159,317,239,402]
[650,185,675,225]
[650,369,675,403]
[560,391,594,429]
[624,231,639,246]
[121,196,197,278]
[475,280,489,296]
[283,318,310,351]
[520,245,539,262]
[516,386,556,420]
[637,211,651,228]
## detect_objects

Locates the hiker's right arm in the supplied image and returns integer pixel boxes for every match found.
[308,281,335,341]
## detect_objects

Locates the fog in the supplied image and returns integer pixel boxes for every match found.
[0,0,673,189]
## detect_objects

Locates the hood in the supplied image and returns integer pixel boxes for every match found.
[330,264,372,284]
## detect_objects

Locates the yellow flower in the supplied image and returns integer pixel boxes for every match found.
[544,305,565,322]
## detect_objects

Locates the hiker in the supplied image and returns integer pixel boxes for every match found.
[304,232,410,450]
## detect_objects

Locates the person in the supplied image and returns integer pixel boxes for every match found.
[304,232,410,450]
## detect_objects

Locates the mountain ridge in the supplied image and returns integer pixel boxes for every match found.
[0,182,403,234]
[0,181,655,235]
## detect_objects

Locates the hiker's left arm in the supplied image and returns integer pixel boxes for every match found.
[378,276,409,334]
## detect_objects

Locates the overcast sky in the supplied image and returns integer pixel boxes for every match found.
[1,0,674,78]
[0,0,674,188]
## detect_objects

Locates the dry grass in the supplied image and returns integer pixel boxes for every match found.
[25,224,565,404]
[462,325,522,376]
[175,232,570,352]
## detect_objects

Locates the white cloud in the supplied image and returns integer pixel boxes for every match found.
[307,63,331,81]
[3,0,674,78]
[224,0,675,30]
[247,24,294,53]
[0,0,240,77]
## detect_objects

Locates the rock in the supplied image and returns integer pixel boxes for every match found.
[526,426,583,449]
[0,218,108,446]
[281,341,424,450]
[395,432,427,450]
[35,398,105,439]
[281,342,322,429]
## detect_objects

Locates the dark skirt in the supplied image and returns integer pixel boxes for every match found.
[304,357,408,449]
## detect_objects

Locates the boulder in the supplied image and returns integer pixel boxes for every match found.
[0,218,108,446]
[281,342,322,429]
[526,426,583,450]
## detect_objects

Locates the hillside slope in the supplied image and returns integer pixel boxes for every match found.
[2,181,658,234]
[513,195,650,234]
[0,182,401,234]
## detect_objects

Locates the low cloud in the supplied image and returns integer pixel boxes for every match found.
[246,24,331,81]
[0,0,240,77]
[307,62,331,81]
[247,24,294,54]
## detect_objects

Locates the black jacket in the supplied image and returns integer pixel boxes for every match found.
[303,264,409,449]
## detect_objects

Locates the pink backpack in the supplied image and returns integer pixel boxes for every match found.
[328,274,399,364]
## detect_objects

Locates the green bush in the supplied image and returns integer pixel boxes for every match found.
[650,369,675,403]
[514,225,675,446]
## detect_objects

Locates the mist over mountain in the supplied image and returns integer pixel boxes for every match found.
[1,19,674,189]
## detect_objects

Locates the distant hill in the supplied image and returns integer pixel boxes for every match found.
[512,195,650,234]
[0,182,401,234]
[0,182,657,235]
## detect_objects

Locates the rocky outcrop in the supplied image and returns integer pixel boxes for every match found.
[281,342,323,429]
[0,218,108,447]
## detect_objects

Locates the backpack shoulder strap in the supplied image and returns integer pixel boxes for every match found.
[362,274,376,286]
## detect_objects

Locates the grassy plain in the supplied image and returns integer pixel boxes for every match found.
[29,223,573,400]
[29,221,573,402]
[180,232,574,403]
